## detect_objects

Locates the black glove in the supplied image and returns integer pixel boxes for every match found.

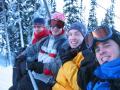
[60,47,80,64]
[27,61,43,74]
[15,55,26,65]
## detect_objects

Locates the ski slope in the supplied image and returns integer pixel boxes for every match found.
[0,66,13,90]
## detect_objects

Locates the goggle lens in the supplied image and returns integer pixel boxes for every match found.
[92,28,112,40]
[85,26,112,48]
[48,19,64,29]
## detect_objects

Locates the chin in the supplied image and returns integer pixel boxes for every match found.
[71,46,77,49]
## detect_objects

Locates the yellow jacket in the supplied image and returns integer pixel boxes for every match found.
[52,52,84,90]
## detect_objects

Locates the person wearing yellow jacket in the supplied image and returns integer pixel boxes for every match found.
[52,22,95,90]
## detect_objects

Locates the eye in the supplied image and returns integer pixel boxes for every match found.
[103,44,111,48]
[68,32,72,37]
[75,33,81,36]
[95,47,100,53]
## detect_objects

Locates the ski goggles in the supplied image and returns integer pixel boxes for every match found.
[85,26,113,48]
[48,19,65,29]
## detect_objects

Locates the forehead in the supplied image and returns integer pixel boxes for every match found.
[34,23,44,25]
[68,29,81,34]
[95,39,115,47]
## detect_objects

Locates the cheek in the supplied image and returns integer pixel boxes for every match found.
[68,38,71,45]
[96,53,100,61]
[96,53,103,64]
[78,37,84,43]
[111,47,120,59]
[77,39,83,45]
[35,27,42,31]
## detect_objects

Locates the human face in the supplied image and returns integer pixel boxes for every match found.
[34,24,44,33]
[68,29,84,49]
[95,39,120,64]
[51,26,63,36]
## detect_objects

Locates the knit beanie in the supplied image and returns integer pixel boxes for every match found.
[51,12,65,21]
[33,17,45,25]
[69,22,87,37]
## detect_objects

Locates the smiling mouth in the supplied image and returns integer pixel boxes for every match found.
[102,61,108,64]
[71,41,78,44]
[101,56,110,62]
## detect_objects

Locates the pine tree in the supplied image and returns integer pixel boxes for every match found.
[63,0,82,28]
[87,0,98,32]
[48,0,56,13]
[0,0,46,65]
[79,0,85,23]
[101,0,115,27]
[0,0,6,53]
[0,0,13,65]
[0,0,6,55]
[6,0,45,52]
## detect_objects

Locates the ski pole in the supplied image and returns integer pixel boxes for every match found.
[26,62,39,90]
[28,70,39,90]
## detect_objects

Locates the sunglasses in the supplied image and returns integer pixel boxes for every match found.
[48,19,65,29]
[85,26,112,48]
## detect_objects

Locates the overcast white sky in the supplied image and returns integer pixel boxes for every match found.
[56,0,120,31]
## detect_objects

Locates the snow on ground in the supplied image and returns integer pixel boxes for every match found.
[0,66,13,90]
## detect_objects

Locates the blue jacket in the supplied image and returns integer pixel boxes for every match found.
[87,58,120,90]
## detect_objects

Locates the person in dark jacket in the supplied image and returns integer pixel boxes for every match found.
[77,25,120,90]
[52,22,95,90]
[9,17,49,90]
[16,12,67,90]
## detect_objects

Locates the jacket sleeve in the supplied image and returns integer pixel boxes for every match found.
[44,56,62,77]
[21,37,48,58]
[52,61,82,90]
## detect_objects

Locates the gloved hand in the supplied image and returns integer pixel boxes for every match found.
[60,47,80,64]
[27,61,43,74]
[15,55,26,65]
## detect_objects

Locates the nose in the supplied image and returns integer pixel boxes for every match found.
[69,35,76,41]
[35,28,39,31]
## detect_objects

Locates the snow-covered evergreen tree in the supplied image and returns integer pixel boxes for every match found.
[0,0,47,65]
[87,0,98,32]
[0,0,12,65]
[101,0,115,27]
[63,0,82,28]
[6,0,45,52]
[0,0,6,55]
[79,0,85,23]
[48,0,56,13]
